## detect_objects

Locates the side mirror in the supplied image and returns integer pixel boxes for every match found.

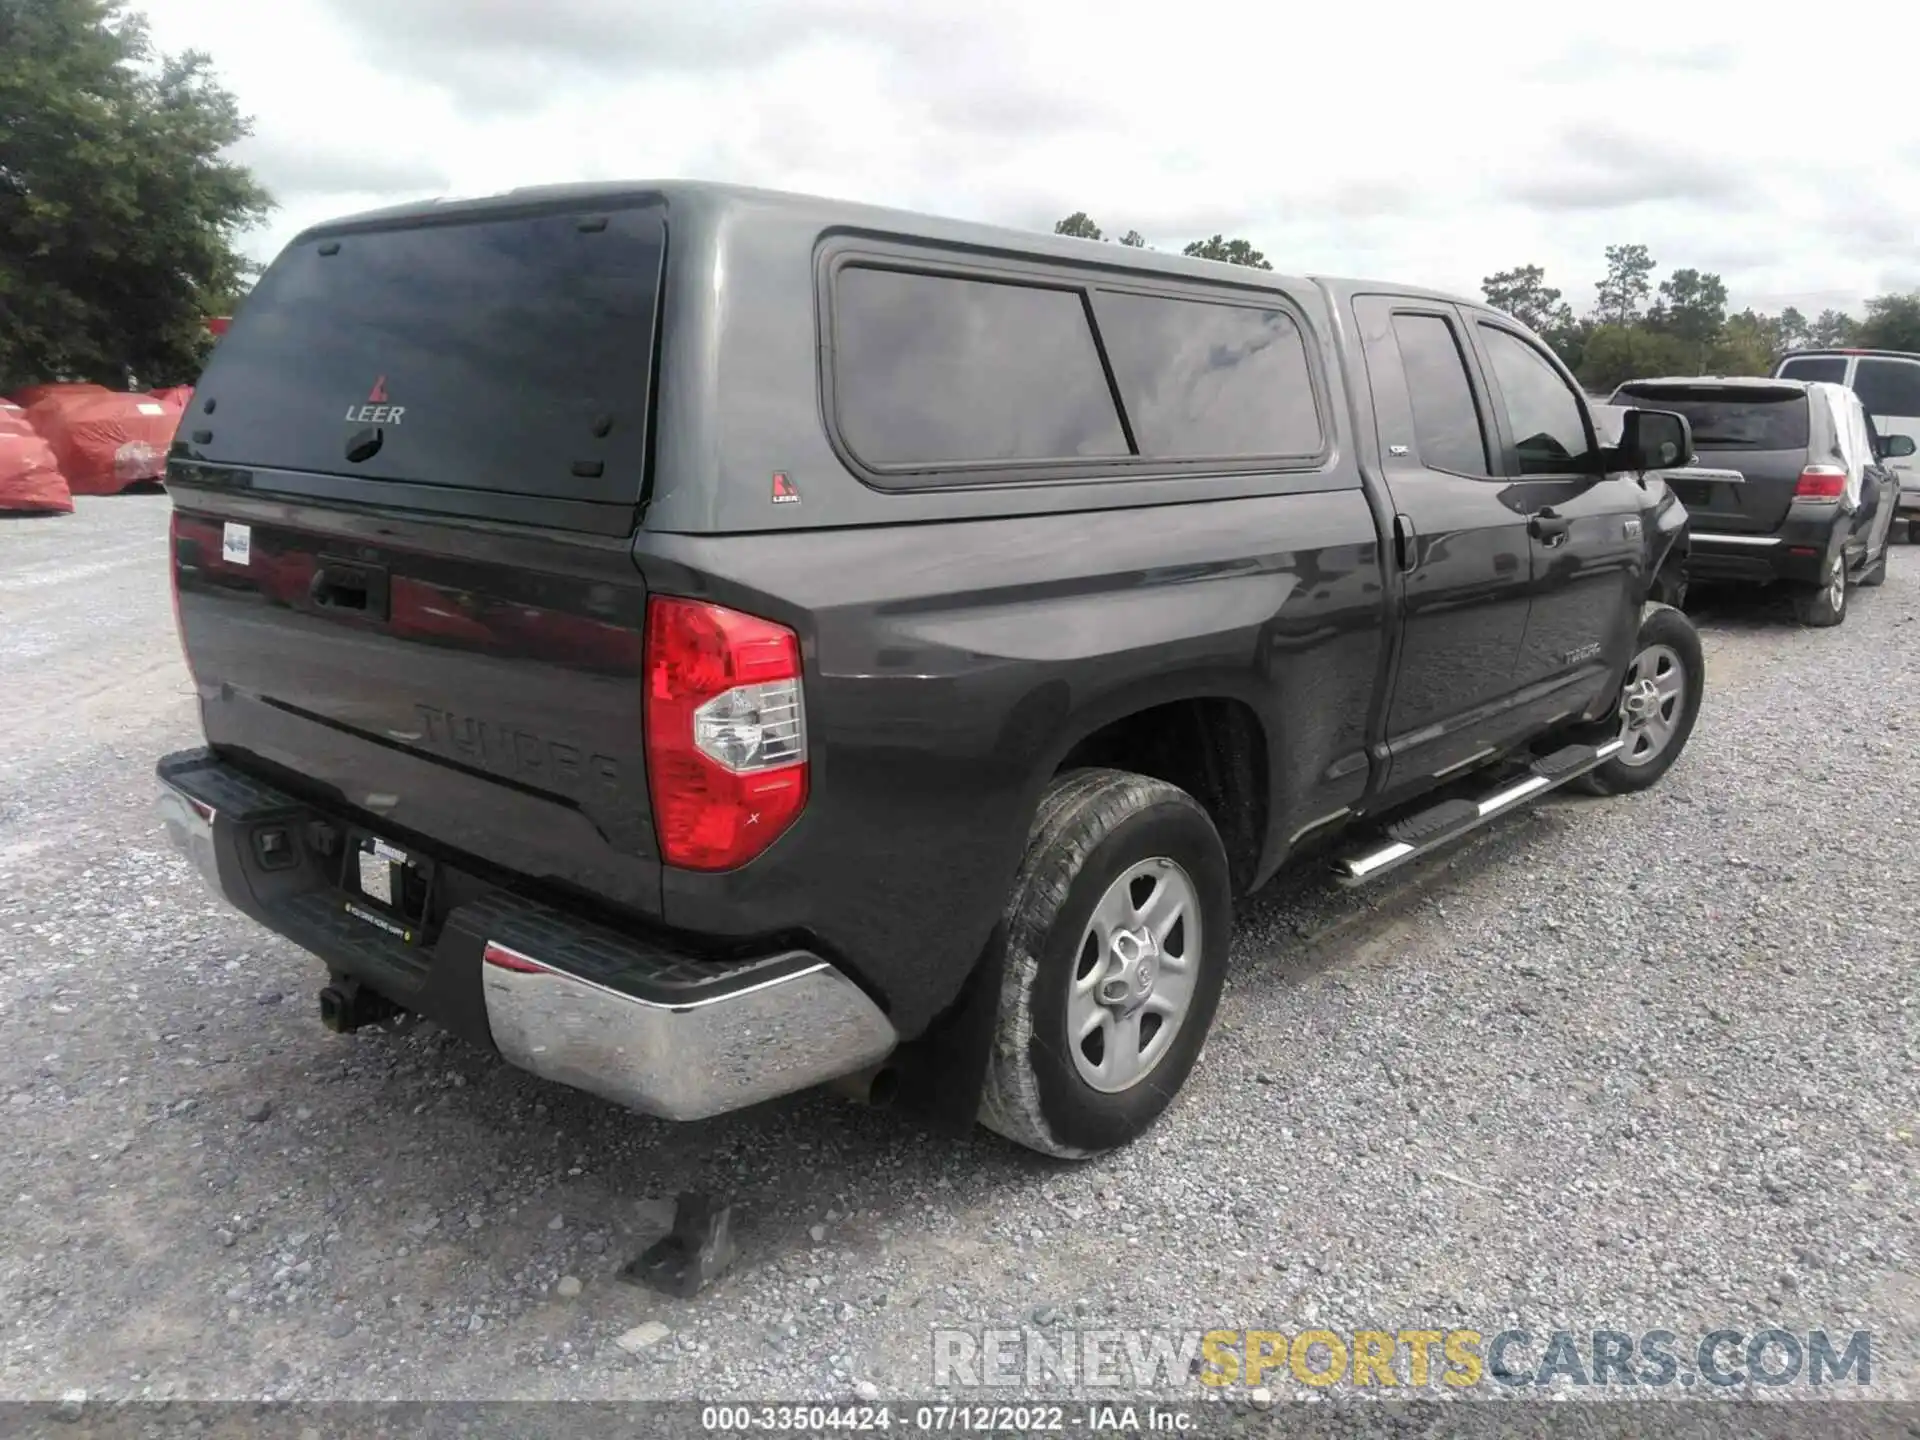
[1878,433,1916,460]
[1618,407,1695,472]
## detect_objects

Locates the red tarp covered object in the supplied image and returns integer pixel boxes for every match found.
[0,422,75,514]
[8,381,109,410]
[0,399,35,437]
[26,387,184,494]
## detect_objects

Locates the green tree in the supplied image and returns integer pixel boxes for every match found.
[0,0,271,389]
[1182,234,1271,270]
[1646,268,1729,373]
[1578,324,1692,393]
[1053,211,1104,241]
[1650,269,1728,342]
[1542,312,1592,374]
[1777,306,1810,352]
[1118,230,1146,249]
[1593,244,1656,327]
[1481,263,1566,335]
[1859,292,1920,352]
[1710,309,1779,377]
[1810,308,1859,348]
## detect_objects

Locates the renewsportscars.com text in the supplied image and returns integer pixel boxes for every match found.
[931,1326,1873,1391]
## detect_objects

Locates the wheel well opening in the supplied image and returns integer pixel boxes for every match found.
[1056,697,1267,896]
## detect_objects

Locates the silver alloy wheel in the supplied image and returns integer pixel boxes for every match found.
[1616,642,1686,768]
[1067,857,1201,1093]
[1826,553,1847,616]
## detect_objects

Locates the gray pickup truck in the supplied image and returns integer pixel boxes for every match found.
[157,182,1699,1158]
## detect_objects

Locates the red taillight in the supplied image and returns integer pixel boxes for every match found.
[1795,465,1847,501]
[167,508,196,683]
[644,596,808,871]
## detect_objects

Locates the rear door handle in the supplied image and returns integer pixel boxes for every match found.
[1529,508,1570,546]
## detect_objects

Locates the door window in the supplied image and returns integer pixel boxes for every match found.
[1777,355,1848,385]
[1390,313,1490,476]
[1853,358,1920,420]
[1478,326,1596,475]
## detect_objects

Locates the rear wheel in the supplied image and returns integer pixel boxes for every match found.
[1573,605,1703,797]
[978,769,1232,1158]
[1792,550,1848,627]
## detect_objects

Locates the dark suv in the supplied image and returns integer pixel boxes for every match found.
[1611,376,1907,626]
[156,182,1701,1158]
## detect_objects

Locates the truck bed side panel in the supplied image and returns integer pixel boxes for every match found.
[635,489,1384,1036]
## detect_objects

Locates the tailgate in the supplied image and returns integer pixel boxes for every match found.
[1669,448,1805,533]
[169,494,661,915]
[163,196,670,916]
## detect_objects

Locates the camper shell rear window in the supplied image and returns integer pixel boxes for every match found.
[190,204,666,508]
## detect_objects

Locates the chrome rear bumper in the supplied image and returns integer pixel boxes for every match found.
[481,941,897,1122]
[156,784,223,896]
[155,750,898,1124]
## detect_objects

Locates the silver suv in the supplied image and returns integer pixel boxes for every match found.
[1774,350,1920,539]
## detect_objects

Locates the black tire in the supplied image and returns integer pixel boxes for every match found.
[1791,549,1848,627]
[1572,604,1704,797]
[1907,517,1920,545]
[977,768,1232,1159]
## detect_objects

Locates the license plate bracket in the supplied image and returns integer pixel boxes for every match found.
[342,830,434,942]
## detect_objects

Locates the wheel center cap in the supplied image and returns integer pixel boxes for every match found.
[1623,678,1661,726]
[1099,927,1159,1012]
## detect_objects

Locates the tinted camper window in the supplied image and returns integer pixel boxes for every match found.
[1092,291,1321,459]
[832,267,1128,468]
[193,206,666,507]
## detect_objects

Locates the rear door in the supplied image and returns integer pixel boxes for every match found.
[1471,321,1642,718]
[1350,296,1534,790]
[167,199,669,917]
[1852,356,1920,496]
[1611,382,1813,535]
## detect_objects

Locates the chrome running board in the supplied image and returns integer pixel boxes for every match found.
[1332,739,1623,887]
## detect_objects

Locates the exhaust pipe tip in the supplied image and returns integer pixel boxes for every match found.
[826,1064,898,1109]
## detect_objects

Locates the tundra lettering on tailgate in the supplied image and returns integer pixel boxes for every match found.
[414,705,622,794]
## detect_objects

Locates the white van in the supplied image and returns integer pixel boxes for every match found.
[1774,350,1920,533]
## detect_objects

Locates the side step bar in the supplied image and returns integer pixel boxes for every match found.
[1332,739,1623,886]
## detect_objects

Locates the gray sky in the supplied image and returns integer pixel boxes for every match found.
[140,0,1920,318]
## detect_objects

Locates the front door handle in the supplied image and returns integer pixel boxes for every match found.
[1393,512,1418,573]
[1529,508,1570,546]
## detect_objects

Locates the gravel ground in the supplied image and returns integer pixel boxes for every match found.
[1,495,1916,1407]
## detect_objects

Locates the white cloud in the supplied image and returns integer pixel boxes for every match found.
[139,0,1920,318]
